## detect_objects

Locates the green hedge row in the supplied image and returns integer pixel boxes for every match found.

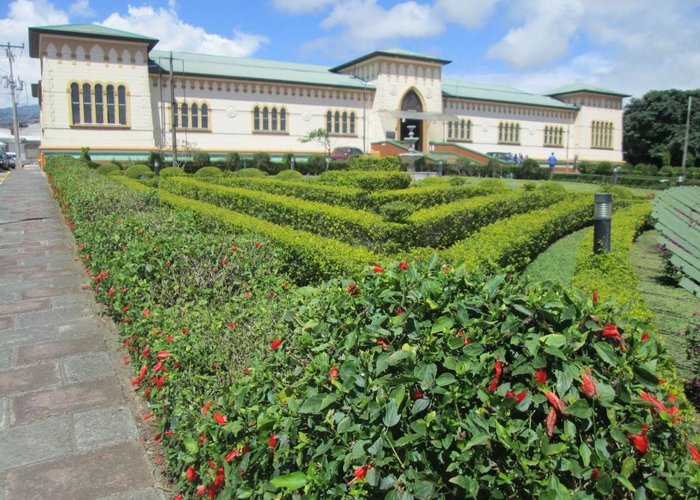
[408,188,569,248]
[206,176,367,210]
[158,177,402,252]
[348,155,401,171]
[437,196,594,272]
[318,170,412,191]
[571,202,653,322]
[367,178,509,211]
[114,177,379,283]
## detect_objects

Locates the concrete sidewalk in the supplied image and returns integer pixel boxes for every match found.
[0,166,165,499]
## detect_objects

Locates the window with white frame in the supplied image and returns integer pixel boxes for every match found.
[69,81,129,126]
[252,105,288,133]
[326,109,357,136]
[543,125,564,147]
[447,119,472,142]
[498,121,520,144]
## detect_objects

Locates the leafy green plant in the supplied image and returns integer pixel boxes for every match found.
[224,152,242,171]
[276,169,304,181]
[235,168,268,178]
[252,152,272,171]
[194,166,223,178]
[319,171,411,191]
[193,151,211,168]
[377,201,415,223]
[349,155,401,172]
[96,163,120,175]
[159,166,186,178]
[124,164,154,179]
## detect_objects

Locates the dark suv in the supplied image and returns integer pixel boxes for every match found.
[330,147,364,161]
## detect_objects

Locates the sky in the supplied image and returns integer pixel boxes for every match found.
[1,0,699,108]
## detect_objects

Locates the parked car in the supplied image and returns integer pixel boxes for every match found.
[486,152,517,164]
[6,152,16,169]
[0,152,8,170]
[330,147,364,161]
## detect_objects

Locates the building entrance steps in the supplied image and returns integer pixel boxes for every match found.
[0,166,167,499]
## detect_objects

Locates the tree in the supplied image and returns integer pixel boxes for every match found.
[299,128,333,158]
[623,89,700,166]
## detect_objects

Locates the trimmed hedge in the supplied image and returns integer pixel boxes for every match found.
[408,188,569,248]
[235,168,268,177]
[572,202,654,322]
[159,166,186,178]
[367,179,509,211]
[348,155,401,171]
[159,177,403,251]
[438,196,594,271]
[318,170,412,191]
[194,166,223,178]
[114,177,379,283]
[276,169,304,180]
[124,164,153,179]
[96,163,120,175]
[207,177,367,210]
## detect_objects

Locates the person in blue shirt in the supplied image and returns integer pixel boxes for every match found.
[548,152,557,178]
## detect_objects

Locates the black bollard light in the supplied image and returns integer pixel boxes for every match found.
[438,160,444,176]
[290,156,296,171]
[593,193,612,254]
[677,174,684,186]
[612,166,620,185]
[153,157,161,176]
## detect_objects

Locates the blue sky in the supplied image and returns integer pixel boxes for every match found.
[1,0,700,108]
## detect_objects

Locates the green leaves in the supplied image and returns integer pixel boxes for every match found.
[270,471,308,490]
[593,341,619,366]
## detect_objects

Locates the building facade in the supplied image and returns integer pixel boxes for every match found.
[29,24,628,163]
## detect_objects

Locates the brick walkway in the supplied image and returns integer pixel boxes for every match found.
[0,166,165,499]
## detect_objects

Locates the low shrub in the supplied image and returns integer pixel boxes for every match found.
[377,201,415,223]
[124,164,153,179]
[193,151,211,168]
[194,166,223,178]
[276,169,304,181]
[96,163,120,175]
[252,152,272,171]
[235,168,268,177]
[159,177,402,252]
[318,171,412,191]
[159,166,186,178]
[348,155,401,171]
[298,155,327,175]
[224,152,242,171]
[635,163,659,176]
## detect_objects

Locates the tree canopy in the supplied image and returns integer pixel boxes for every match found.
[623,89,700,166]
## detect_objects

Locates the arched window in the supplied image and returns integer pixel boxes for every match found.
[342,112,348,134]
[350,112,355,135]
[181,103,189,128]
[262,107,269,131]
[70,83,80,124]
[447,121,453,138]
[253,106,260,130]
[271,107,278,131]
[94,84,104,124]
[334,111,340,134]
[201,104,208,129]
[82,83,92,123]
[117,85,127,125]
[191,103,199,128]
[280,108,286,131]
[400,89,423,112]
[326,111,332,132]
[106,85,115,124]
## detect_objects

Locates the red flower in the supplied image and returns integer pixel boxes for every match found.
[376,339,389,350]
[221,257,228,266]
[398,262,409,270]
[142,346,151,357]
[156,375,165,388]
[230,245,238,251]
[167,335,175,342]
[143,412,152,420]
[202,401,213,415]
[120,287,128,293]
[139,364,148,379]
[186,466,197,482]
[545,391,567,414]
[581,370,597,398]
[196,485,206,497]
[228,322,236,329]
[688,442,700,464]
[157,351,170,360]
[592,290,599,304]
[143,387,151,397]
[669,394,677,402]
[143,308,151,317]
[505,391,527,403]
[488,357,502,392]
[535,368,548,385]
[270,339,282,349]
[182,328,189,334]
[214,412,228,425]
[174,493,183,500]
[199,433,207,445]
[372,264,385,273]
[641,333,650,341]
[591,468,600,480]
[122,317,131,323]
[345,283,359,295]
[546,407,557,437]
[395,306,405,316]
[244,291,251,299]
[627,425,650,454]
[602,324,626,350]
[329,368,340,382]
[166,261,171,268]
[108,286,115,296]
[213,467,225,488]
[225,449,238,463]
[349,464,374,484]
[640,392,668,414]
[413,388,424,399]
[269,433,277,449]
[154,361,163,373]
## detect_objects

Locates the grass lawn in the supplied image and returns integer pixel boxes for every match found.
[523,228,589,285]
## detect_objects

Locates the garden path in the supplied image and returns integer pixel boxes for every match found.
[0,166,165,499]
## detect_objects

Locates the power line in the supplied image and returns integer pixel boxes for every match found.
[2,42,25,162]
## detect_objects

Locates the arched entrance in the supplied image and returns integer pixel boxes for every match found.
[399,89,424,151]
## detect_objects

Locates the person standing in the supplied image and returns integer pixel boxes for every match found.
[548,152,557,178]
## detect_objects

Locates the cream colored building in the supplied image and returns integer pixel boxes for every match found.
[29,24,628,164]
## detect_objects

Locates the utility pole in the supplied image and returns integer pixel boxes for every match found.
[169,52,178,167]
[3,42,24,164]
[680,96,692,185]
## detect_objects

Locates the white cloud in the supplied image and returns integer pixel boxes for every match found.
[486,0,585,68]
[314,0,442,52]
[69,0,95,17]
[100,6,268,57]
[434,0,499,30]
[272,0,338,14]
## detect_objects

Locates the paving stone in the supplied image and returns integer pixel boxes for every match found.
[22,269,76,281]
[0,299,52,316]
[11,377,125,425]
[96,487,167,500]
[52,293,91,308]
[0,265,46,276]
[73,406,138,451]
[0,362,60,395]
[15,337,103,365]
[17,306,92,328]
[19,287,76,300]
[0,325,58,349]
[0,416,73,471]
[0,317,14,331]
[63,352,114,384]
[0,398,7,430]
[3,441,154,500]
[0,349,10,370]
